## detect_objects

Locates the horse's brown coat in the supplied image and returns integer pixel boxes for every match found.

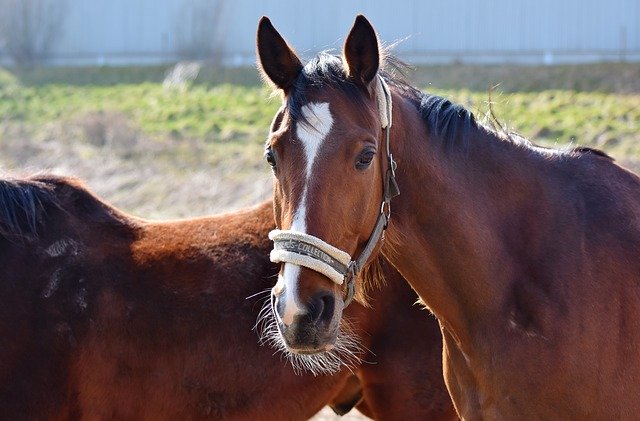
[0,176,455,420]
[257,14,640,420]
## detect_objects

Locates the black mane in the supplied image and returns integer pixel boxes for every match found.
[285,52,478,150]
[0,174,134,245]
[287,53,369,125]
[0,176,59,242]
[417,94,477,152]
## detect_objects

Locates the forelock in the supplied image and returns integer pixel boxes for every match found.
[286,53,369,127]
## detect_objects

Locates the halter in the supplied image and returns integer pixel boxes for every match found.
[269,75,400,307]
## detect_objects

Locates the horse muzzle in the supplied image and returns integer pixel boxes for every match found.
[272,287,342,353]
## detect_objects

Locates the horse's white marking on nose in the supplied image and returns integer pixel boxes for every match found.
[275,264,303,326]
[277,102,333,324]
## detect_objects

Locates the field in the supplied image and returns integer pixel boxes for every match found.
[1,62,639,419]
[1,62,639,220]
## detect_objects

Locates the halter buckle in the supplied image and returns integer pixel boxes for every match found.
[389,153,397,176]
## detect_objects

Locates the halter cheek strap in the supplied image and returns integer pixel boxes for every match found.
[269,75,399,307]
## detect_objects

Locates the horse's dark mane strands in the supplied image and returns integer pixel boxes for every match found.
[0,177,57,242]
[285,52,480,152]
[287,53,370,126]
[572,146,614,159]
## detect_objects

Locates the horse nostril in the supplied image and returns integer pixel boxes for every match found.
[320,294,336,323]
[309,292,335,324]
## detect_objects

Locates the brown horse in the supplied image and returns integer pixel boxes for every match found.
[257,14,640,420]
[0,175,454,420]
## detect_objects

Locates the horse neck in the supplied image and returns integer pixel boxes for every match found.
[382,91,544,350]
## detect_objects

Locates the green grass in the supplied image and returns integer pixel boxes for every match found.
[0,81,277,141]
[5,65,262,87]
[7,62,640,92]
[2,78,639,158]
[411,62,640,93]
[1,63,639,217]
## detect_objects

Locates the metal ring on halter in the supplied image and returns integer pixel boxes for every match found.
[381,201,391,222]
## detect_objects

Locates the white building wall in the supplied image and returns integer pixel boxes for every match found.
[4,0,639,66]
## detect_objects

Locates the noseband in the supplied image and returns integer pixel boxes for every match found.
[269,76,400,307]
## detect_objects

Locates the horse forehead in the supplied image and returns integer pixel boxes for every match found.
[296,102,333,140]
[295,102,334,173]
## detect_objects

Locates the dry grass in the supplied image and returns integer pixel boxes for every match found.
[0,112,272,219]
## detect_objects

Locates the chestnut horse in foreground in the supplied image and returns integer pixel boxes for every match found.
[0,175,454,420]
[257,15,640,419]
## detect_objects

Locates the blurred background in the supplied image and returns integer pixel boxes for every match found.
[0,1,638,419]
[0,0,638,219]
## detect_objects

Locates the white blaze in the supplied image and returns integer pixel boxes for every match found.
[298,102,333,184]
[275,102,333,325]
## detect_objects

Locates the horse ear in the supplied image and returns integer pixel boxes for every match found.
[256,16,302,93]
[343,15,380,87]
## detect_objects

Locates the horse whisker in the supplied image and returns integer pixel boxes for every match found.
[245,288,272,301]
[255,298,364,376]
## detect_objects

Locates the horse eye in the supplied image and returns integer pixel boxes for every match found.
[356,149,375,170]
[264,148,277,169]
